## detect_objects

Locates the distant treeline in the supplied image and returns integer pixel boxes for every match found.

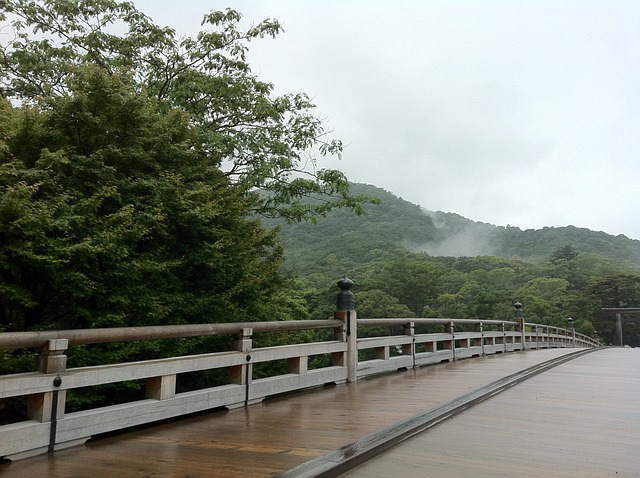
[263,183,640,347]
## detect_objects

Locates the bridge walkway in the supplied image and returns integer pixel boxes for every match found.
[345,347,639,478]
[1,348,581,477]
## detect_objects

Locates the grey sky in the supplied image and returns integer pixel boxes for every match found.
[136,0,640,239]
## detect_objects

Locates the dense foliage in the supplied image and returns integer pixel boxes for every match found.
[0,0,366,416]
[0,0,371,221]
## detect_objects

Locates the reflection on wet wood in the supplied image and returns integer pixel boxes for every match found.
[346,348,639,478]
[0,348,578,478]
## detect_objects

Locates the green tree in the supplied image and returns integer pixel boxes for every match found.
[550,244,579,264]
[0,0,371,412]
[433,293,465,318]
[514,278,577,324]
[0,0,369,222]
[364,257,447,317]
[357,289,414,319]
[457,281,509,320]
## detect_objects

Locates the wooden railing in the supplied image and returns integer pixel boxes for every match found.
[355,318,598,377]
[0,279,600,461]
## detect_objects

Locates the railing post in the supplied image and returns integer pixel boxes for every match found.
[567,317,576,347]
[288,355,308,375]
[374,345,390,360]
[615,313,623,346]
[332,321,347,369]
[37,339,68,374]
[403,321,416,368]
[28,339,68,424]
[146,375,176,400]
[230,327,253,406]
[449,321,456,361]
[514,302,526,351]
[336,276,357,383]
[479,321,485,356]
[544,326,549,347]
[501,321,506,353]
[25,339,69,456]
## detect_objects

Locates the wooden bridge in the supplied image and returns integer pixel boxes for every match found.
[1,278,633,477]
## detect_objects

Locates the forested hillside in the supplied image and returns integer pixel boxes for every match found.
[264,183,640,270]
[262,183,640,347]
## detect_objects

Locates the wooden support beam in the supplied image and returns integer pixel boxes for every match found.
[146,375,176,400]
[374,346,390,361]
[287,356,308,375]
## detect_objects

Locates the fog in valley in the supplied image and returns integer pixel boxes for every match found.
[134,0,640,240]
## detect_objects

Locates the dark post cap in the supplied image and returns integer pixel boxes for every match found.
[336,275,356,311]
[514,301,524,321]
[337,276,354,291]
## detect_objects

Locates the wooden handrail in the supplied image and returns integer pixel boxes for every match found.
[0,319,342,350]
[358,318,517,326]
[0,317,595,351]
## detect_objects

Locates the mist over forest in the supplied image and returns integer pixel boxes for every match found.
[263,182,640,348]
[266,183,640,267]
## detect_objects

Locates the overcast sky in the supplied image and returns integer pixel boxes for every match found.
[136,0,640,239]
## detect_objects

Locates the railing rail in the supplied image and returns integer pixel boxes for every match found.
[358,318,517,326]
[0,320,342,350]
[0,278,601,462]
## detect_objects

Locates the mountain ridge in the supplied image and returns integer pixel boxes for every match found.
[263,182,640,269]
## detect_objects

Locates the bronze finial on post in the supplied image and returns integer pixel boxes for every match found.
[336,276,357,383]
[336,276,356,311]
[514,302,526,351]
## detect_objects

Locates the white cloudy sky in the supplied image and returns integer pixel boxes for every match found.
[135,0,640,239]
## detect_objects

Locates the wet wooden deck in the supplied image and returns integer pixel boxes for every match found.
[346,347,639,478]
[0,348,582,477]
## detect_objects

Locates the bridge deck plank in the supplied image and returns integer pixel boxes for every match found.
[345,347,639,478]
[1,348,579,477]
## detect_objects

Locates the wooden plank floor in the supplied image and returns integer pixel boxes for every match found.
[0,348,581,478]
[345,347,638,478]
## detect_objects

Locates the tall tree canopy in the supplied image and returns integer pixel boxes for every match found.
[0,0,371,412]
[0,0,370,333]
[0,0,367,221]
[1,69,288,333]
